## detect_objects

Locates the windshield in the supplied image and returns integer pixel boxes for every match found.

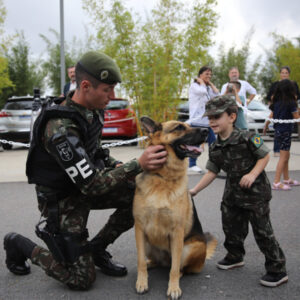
[4,100,34,110]
[248,101,268,111]
[105,100,128,110]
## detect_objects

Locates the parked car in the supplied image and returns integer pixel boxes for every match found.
[177,99,273,134]
[102,98,137,139]
[246,100,273,134]
[177,101,189,122]
[0,96,34,149]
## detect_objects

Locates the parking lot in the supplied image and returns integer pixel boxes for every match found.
[0,141,300,299]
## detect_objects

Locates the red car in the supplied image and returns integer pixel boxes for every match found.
[102,98,137,139]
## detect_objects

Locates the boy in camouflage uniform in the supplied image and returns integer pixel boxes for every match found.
[3,51,167,290]
[190,95,287,287]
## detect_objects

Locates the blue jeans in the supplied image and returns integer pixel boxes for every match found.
[189,126,216,167]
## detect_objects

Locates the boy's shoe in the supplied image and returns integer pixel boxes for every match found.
[188,166,202,173]
[260,272,288,287]
[216,257,245,270]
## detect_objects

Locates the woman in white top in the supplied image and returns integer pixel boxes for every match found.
[186,66,219,172]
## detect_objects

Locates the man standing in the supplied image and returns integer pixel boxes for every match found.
[221,67,257,104]
[63,66,77,96]
[3,51,167,290]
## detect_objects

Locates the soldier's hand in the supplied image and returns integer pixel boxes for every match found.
[239,173,256,189]
[138,145,167,171]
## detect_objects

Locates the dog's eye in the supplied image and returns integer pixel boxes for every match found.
[175,124,186,131]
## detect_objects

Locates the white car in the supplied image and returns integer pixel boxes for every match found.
[245,100,273,134]
[0,96,34,149]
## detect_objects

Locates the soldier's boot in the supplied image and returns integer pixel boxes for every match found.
[91,238,127,277]
[4,232,37,275]
[92,249,127,277]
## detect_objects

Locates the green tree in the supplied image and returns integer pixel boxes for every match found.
[0,0,13,107]
[5,32,45,97]
[259,34,300,100]
[83,0,218,122]
[212,29,261,92]
[40,29,78,96]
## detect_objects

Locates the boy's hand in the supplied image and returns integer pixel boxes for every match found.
[239,173,256,188]
[189,189,197,197]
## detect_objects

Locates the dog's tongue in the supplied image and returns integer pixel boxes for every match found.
[186,145,203,153]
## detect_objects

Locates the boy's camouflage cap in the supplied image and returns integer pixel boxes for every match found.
[204,95,238,117]
[78,51,122,84]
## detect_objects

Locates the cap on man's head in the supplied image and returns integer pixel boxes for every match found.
[204,95,238,117]
[78,51,122,84]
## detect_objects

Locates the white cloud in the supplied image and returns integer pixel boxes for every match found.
[3,0,300,61]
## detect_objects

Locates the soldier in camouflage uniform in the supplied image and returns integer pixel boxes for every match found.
[190,95,288,287]
[3,51,167,290]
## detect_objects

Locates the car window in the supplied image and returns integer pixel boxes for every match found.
[105,100,128,110]
[248,101,268,111]
[4,100,33,110]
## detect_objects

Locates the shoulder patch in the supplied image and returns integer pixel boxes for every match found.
[251,134,263,148]
[56,141,74,161]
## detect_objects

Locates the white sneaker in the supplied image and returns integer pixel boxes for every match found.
[188,166,202,173]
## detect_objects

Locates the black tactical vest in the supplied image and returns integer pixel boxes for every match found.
[26,100,104,191]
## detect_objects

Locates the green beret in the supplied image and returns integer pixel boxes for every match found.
[78,51,122,84]
[204,95,238,117]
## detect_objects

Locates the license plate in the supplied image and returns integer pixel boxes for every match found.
[19,115,31,119]
[103,128,118,133]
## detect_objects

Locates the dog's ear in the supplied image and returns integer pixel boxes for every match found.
[140,116,162,134]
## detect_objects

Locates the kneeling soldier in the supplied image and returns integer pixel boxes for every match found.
[4,51,167,290]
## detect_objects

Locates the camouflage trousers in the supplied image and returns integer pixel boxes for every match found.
[31,182,135,290]
[221,202,286,273]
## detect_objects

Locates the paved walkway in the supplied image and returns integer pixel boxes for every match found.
[1,140,300,182]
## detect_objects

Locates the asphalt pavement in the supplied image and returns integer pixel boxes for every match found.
[0,140,300,299]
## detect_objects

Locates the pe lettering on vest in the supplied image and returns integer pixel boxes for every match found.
[66,159,94,184]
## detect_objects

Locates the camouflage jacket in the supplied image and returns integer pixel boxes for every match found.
[40,93,142,196]
[206,128,271,208]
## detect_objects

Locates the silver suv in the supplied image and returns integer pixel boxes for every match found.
[0,96,34,150]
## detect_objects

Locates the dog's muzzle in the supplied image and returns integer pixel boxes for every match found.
[171,127,209,160]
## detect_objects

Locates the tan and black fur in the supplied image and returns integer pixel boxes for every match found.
[133,117,217,300]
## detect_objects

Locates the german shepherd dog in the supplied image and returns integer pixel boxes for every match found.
[133,117,217,299]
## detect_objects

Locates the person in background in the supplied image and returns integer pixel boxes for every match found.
[224,81,247,130]
[186,66,219,173]
[221,67,257,105]
[63,66,77,97]
[264,79,300,190]
[266,66,300,157]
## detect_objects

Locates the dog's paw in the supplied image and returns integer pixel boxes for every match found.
[167,284,182,300]
[136,276,149,294]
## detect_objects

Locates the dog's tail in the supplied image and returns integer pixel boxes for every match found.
[205,232,217,259]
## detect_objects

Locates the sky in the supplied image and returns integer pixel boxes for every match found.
[2,0,300,64]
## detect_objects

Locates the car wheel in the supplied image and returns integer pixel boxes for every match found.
[2,143,13,150]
